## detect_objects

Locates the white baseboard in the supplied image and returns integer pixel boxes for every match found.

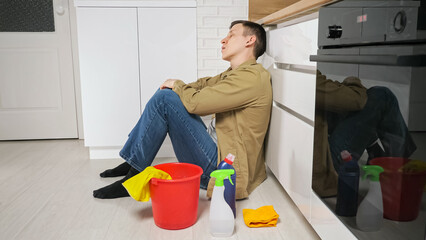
[88,142,175,159]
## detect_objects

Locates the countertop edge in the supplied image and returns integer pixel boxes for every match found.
[74,0,196,8]
[255,0,339,25]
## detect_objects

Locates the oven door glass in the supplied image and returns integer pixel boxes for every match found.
[313,44,426,239]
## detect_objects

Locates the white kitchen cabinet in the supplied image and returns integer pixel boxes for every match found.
[266,105,314,219]
[138,7,197,111]
[76,7,140,148]
[267,17,318,67]
[263,14,318,223]
[261,13,356,239]
[269,69,316,121]
[74,0,197,159]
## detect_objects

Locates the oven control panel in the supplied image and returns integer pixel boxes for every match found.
[318,1,423,47]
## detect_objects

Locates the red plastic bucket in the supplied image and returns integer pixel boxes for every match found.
[150,162,203,229]
[370,157,426,221]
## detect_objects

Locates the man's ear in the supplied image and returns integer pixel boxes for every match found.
[245,35,256,47]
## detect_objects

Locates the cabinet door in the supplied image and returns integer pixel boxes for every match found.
[265,105,314,219]
[267,18,318,67]
[76,8,141,147]
[138,8,197,111]
[270,68,316,121]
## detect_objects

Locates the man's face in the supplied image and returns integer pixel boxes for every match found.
[221,24,250,62]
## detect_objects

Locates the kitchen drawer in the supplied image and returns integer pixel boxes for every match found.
[265,105,314,219]
[266,18,318,67]
[270,67,316,121]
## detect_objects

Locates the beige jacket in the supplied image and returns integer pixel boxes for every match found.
[173,59,272,199]
[313,70,367,197]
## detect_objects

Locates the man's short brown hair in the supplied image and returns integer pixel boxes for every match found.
[230,20,266,59]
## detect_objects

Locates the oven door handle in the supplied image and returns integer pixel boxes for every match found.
[309,54,426,67]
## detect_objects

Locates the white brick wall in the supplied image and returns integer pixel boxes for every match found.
[196,0,248,78]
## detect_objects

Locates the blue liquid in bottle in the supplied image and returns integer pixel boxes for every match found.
[217,153,236,218]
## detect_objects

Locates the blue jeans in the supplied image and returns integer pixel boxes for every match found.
[119,89,218,189]
[328,86,417,170]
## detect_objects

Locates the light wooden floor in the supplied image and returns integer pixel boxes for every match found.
[0,139,320,240]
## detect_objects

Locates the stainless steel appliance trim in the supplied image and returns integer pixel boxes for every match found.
[325,0,419,8]
[273,101,315,127]
[274,62,317,74]
[310,54,426,66]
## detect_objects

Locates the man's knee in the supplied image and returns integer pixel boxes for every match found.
[150,89,179,103]
[149,89,185,111]
[368,86,392,94]
[367,86,398,106]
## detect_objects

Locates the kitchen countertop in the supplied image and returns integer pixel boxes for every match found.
[255,0,340,25]
[73,0,196,7]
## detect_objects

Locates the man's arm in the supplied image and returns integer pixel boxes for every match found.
[316,70,368,113]
[186,76,214,90]
[172,68,266,116]
[160,76,215,90]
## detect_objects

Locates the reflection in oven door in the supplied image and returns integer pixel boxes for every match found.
[310,1,426,239]
[316,44,426,131]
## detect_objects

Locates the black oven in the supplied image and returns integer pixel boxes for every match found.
[311,0,426,131]
[310,0,426,239]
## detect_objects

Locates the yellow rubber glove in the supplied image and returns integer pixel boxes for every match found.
[242,205,279,228]
[122,166,172,202]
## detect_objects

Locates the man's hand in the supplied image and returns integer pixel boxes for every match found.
[160,79,178,89]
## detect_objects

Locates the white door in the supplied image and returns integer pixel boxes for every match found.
[0,0,78,140]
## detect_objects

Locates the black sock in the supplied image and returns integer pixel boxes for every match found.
[100,162,131,178]
[93,167,140,199]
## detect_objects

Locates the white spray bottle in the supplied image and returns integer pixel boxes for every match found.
[209,169,235,237]
[356,165,384,231]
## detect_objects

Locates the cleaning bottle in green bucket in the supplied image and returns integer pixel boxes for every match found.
[356,165,384,231]
[209,169,235,237]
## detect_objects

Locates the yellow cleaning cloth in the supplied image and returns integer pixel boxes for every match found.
[398,160,426,192]
[398,160,426,174]
[122,166,172,202]
[242,205,279,228]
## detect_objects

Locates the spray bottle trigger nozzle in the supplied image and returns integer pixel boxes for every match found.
[210,169,235,187]
[361,165,384,181]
